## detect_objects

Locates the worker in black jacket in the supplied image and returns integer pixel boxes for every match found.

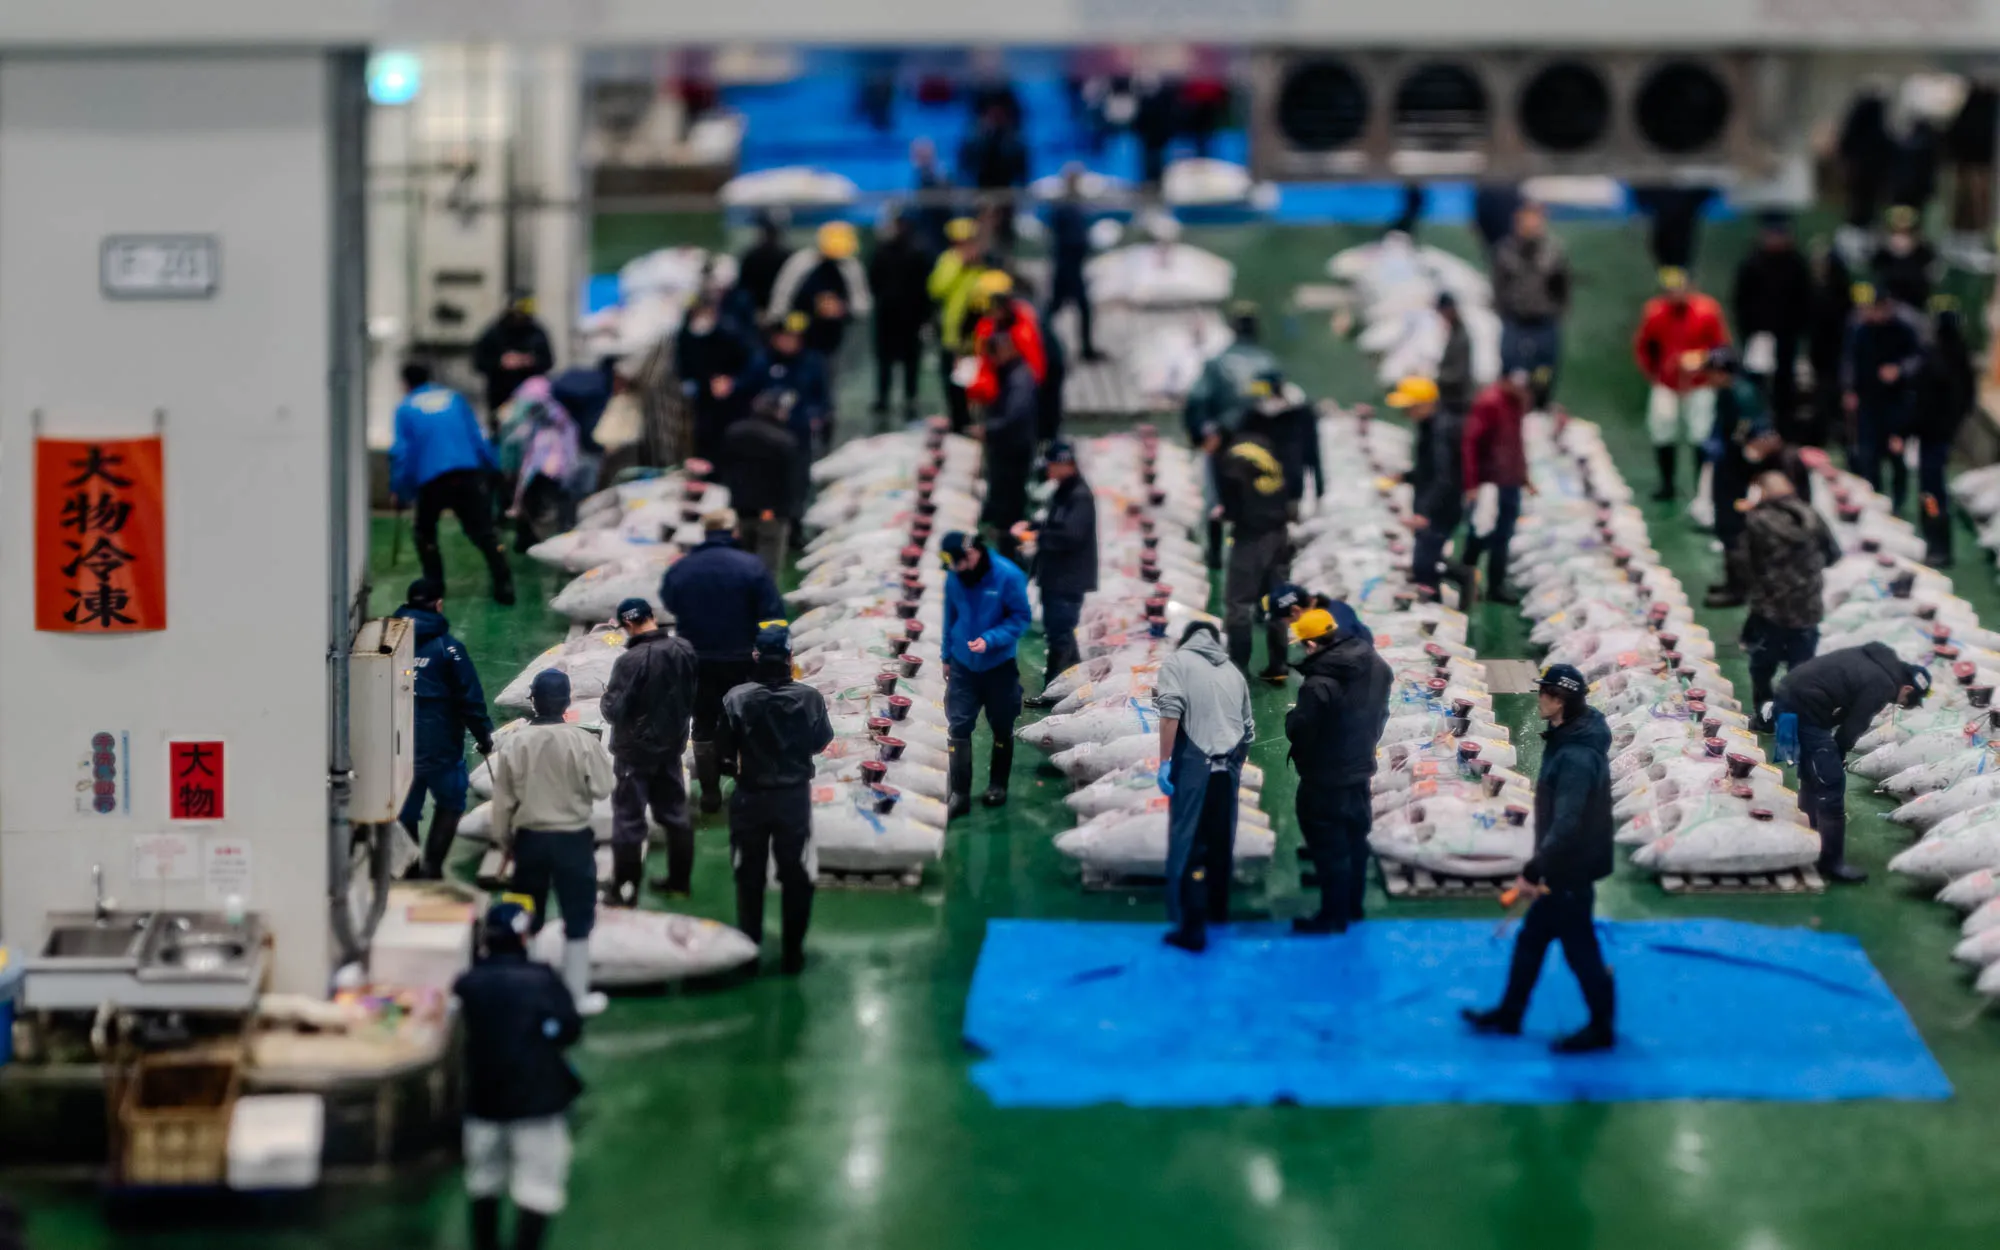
[1732,213,1815,438]
[600,599,701,902]
[1215,402,1294,683]
[471,294,555,416]
[1285,603,1393,934]
[674,288,754,464]
[736,212,791,316]
[454,900,583,1250]
[1387,376,1466,595]
[1915,306,1975,565]
[661,509,787,815]
[1435,292,1474,412]
[1844,287,1926,505]
[720,390,802,575]
[1775,643,1932,883]
[867,206,934,426]
[979,319,1040,565]
[394,579,496,880]
[1018,439,1098,705]
[716,623,836,975]
[1465,664,1617,1054]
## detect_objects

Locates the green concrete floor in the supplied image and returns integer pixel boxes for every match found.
[19,217,2000,1249]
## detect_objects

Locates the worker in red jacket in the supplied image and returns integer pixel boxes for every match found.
[964,271,1047,407]
[1633,267,1731,513]
[1461,370,1532,606]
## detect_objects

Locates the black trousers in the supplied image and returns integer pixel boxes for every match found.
[1498,885,1614,1027]
[511,829,597,941]
[1046,272,1095,357]
[1223,529,1289,673]
[693,659,756,743]
[874,325,923,415]
[1297,782,1372,924]
[414,469,514,598]
[940,346,970,433]
[729,783,814,955]
[611,755,692,889]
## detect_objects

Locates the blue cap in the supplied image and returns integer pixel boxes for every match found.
[406,577,443,608]
[1538,663,1588,698]
[530,669,572,720]
[1328,599,1373,645]
[939,531,970,560]
[1266,582,1306,615]
[1045,439,1077,466]
[755,621,792,657]
[615,597,654,626]
[484,900,534,951]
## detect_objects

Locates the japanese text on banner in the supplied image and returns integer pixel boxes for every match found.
[33,436,167,633]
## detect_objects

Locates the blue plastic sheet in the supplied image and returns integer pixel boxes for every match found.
[963,919,1951,1107]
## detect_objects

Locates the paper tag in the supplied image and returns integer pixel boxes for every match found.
[132,832,197,882]
[202,837,253,905]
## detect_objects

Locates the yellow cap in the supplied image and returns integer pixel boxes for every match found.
[500,892,537,914]
[1887,204,1919,231]
[1851,281,1877,305]
[1385,376,1440,409]
[945,217,980,243]
[817,221,859,260]
[1291,608,1336,643]
[969,269,1014,312]
[1657,266,1688,293]
[782,310,811,335]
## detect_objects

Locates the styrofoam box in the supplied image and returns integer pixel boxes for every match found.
[228,1094,325,1191]
[369,900,476,993]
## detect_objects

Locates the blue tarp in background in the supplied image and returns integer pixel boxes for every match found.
[963,918,1952,1107]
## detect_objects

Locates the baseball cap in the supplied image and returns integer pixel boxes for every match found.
[1385,376,1440,409]
[1045,439,1077,466]
[1537,663,1588,698]
[755,620,793,656]
[406,577,443,609]
[1290,608,1336,644]
[939,531,970,562]
[1263,582,1306,615]
[484,899,535,951]
[615,597,654,626]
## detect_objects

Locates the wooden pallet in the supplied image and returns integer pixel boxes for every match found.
[1378,862,1511,900]
[1659,868,1826,895]
[816,865,926,890]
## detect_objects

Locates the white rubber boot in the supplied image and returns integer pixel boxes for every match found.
[563,938,607,1017]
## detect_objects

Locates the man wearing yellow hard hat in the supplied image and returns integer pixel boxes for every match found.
[1385,375,1466,595]
[929,216,991,432]
[1283,602,1392,935]
[1633,266,1729,513]
[768,219,873,364]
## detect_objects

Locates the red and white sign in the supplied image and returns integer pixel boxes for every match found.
[34,435,168,633]
[168,739,226,822]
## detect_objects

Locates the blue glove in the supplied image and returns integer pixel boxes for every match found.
[1156,760,1174,795]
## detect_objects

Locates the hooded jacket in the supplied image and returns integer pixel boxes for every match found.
[1744,495,1842,630]
[453,949,583,1123]
[601,629,701,767]
[660,533,786,663]
[720,414,801,520]
[488,721,616,845]
[1528,706,1615,889]
[943,551,1034,672]
[1777,642,1921,753]
[1733,244,1815,340]
[1216,427,1291,539]
[1153,629,1255,759]
[1285,633,1394,787]
[1181,341,1282,442]
[394,606,495,772]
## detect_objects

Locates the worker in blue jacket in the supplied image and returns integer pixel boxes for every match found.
[661,508,786,815]
[389,362,515,605]
[940,530,1033,817]
[453,900,583,1250]
[739,311,832,541]
[395,578,496,880]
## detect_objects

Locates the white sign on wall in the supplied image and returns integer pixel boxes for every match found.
[131,831,198,882]
[100,235,219,300]
[202,836,253,905]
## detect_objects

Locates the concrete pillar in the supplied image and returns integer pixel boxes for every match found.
[0,51,364,995]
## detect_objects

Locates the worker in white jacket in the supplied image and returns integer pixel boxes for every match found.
[767,221,873,362]
[491,669,617,1016]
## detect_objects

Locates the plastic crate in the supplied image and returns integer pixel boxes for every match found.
[120,1054,241,1186]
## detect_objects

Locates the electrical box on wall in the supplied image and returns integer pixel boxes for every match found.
[349,617,415,824]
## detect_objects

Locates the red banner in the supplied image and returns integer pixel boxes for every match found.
[34,436,167,633]
[168,740,226,822]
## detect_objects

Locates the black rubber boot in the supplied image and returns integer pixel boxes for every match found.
[1205,518,1224,570]
[1816,807,1868,883]
[694,741,723,815]
[1651,445,1677,502]
[420,808,463,881]
[470,1197,502,1250]
[609,842,644,907]
[1552,977,1617,1053]
[1461,1006,1523,1036]
[513,1209,551,1250]
[948,737,975,819]
[982,741,1014,808]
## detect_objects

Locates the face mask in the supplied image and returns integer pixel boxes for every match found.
[689,312,717,335]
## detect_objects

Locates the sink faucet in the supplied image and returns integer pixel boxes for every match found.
[92,863,110,924]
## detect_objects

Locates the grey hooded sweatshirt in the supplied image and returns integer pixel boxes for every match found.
[1153,628,1256,761]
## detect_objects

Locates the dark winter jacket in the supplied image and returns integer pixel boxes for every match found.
[1777,642,1921,753]
[1285,634,1394,788]
[1527,706,1614,890]
[1462,382,1528,492]
[1872,238,1939,311]
[660,534,786,663]
[1409,408,1466,527]
[1216,427,1290,539]
[453,950,583,1123]
[1843,310,1926,404]
[867,233,934,338]
[1733,244,1815,340]
[717,674,836,790]
[395,606,495,772]
[1838,94,1894,169]
[1436,317,1474,411]
[472,314,555,411]
[736,240,791,314]
[1473,183,1522,252]
[1948,85,1999,164]
[1744,496,1842,630]
[1048,199,1091,282]
[601,629,700,767]
[1913,328,1976,446]
[958,124,1029,191]
[740,346,832,449]
[1034,473,1099,600]
[674,320,754,402]
[720,415,801,520]
[1490,233,1570,324]
[1267,401,1324,505]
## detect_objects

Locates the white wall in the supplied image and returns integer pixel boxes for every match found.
[0,53,341,994]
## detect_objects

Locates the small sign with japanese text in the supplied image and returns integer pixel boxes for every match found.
[34,436,167,633]
[168,739,226,823]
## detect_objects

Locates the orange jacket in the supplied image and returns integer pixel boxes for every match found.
[967,300,1048,406]
[1633,294,1730,392]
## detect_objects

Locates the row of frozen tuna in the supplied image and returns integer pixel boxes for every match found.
[1282,411,1535,880]
[1327,234,1502,389]
[1012,429,1276,882]
[1506,414,1822,878]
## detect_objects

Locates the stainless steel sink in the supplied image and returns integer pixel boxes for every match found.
[24,907,267,1011]
[140,911,265,982]
[33,911,152,969]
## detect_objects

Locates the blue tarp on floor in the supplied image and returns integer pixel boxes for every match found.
[963,918,1952,1107]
